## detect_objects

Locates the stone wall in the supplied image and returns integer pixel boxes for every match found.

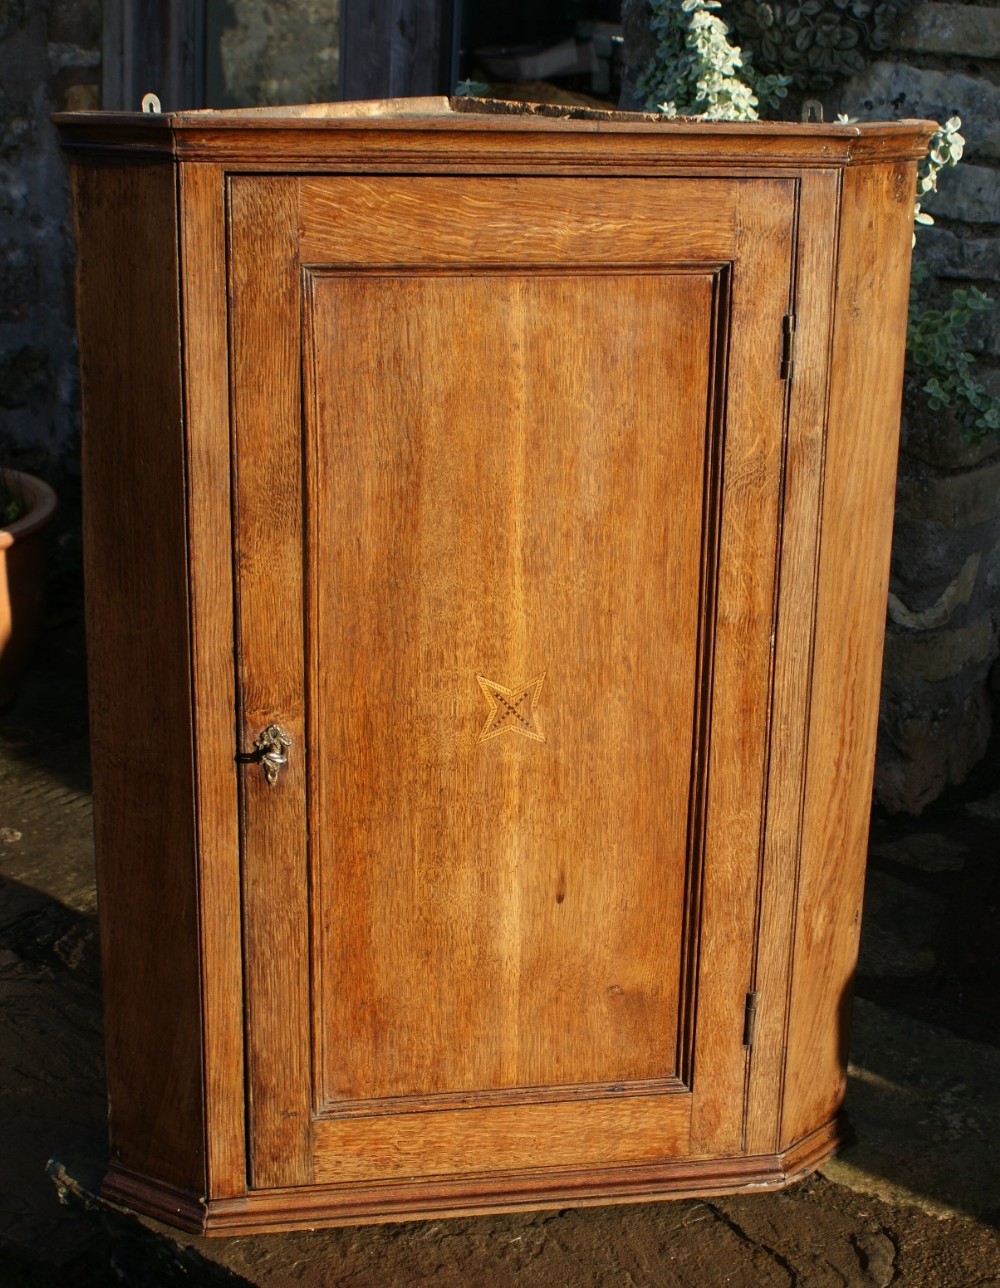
[620,0,1000,813]
[0,0,340,484]
[835,4,1000,813]
[0,0,99,479]
[207,0,339,108]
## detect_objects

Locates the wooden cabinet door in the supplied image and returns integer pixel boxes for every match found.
[229,173,796,1203]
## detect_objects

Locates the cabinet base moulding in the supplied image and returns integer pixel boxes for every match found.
[102,1117,849,1237]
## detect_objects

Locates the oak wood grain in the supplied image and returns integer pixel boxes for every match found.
[73,157,205,1192]
[305,269,710,1107]
[228,176,311,1189]
[743,169,841,1157]
[177,162,246,1198]
[688,179,795,1158]
[54,105,937,174]
[236,174,797,1189]
[59,108,929,1234]
[311,1094,692,1184]
[299,175,738,265]
[781,159,918,1150]
[101,1113,847,1235]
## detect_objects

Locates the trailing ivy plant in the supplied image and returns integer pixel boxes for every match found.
[636,11,999,442]
[636,0,790,119]
[721,0,919,91]
[901,117,1000,440]
[907,277,1000,440]
[913,115,964,232]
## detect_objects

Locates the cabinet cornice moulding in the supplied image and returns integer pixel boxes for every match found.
[54,98,936,169]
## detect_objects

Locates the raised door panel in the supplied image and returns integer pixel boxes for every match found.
[229,175,795,1201]
[306,269,710,1111]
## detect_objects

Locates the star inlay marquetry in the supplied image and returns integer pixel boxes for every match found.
[476,673,546,743]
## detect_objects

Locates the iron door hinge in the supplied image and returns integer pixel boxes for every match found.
[743,990,759,1048]
[781,314,796,382]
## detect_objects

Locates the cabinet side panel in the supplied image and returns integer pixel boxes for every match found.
[178,163,247,1199]
[72,158,205,1193]
[781,160,917,1149]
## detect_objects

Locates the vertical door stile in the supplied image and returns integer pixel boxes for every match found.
[689,179,797,1159]
[738,180,803,1152]
[229,175,313,1190]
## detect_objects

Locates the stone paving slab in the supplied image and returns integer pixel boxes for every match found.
[826,998,1000,1223]
[41,1159,1000,1287]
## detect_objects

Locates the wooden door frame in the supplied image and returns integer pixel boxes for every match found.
[102,0,205,111]
[340,0,456,100]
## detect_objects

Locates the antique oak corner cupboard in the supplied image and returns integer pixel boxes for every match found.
[56,99,933,1236]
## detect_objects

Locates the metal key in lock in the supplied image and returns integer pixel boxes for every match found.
[237,723,292,786]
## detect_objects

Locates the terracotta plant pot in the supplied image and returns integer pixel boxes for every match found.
[0,470,58,706]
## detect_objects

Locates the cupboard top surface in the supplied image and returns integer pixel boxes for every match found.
[55,97,936,168]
